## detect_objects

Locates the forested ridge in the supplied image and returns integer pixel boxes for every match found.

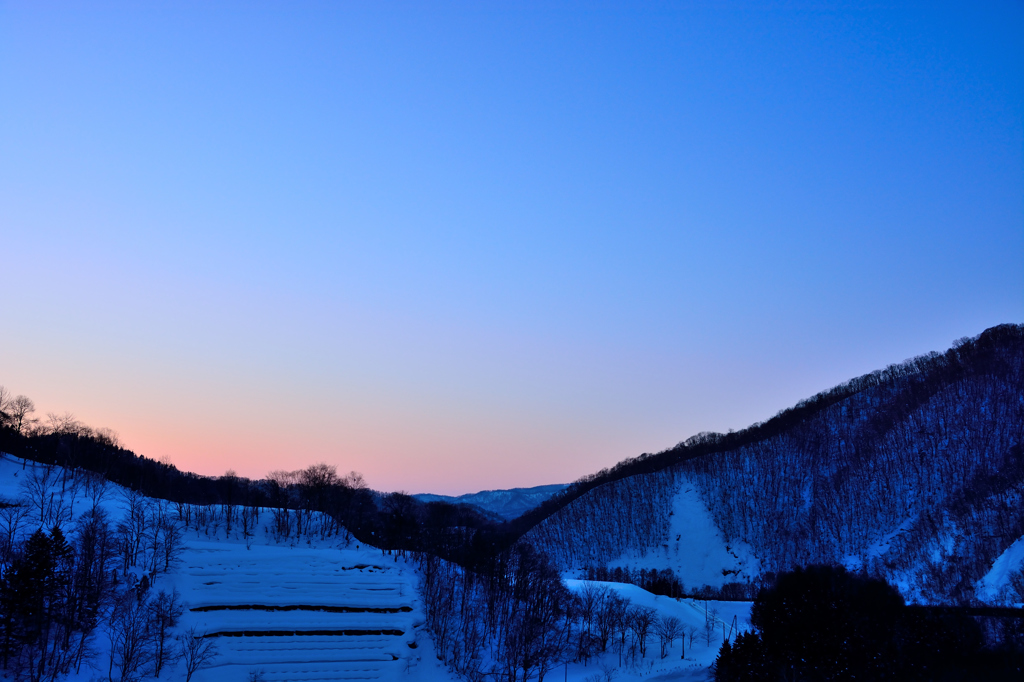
[0,412,496,565]
[521,324,1024,604]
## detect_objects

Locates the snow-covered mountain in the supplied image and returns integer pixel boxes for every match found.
[413,483,567,520]
[521,324,1024,605]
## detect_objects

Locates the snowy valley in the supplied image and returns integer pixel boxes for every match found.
[0,454,744,682]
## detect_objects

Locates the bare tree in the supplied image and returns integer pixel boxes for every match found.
[0,385,11,424]
[8,395,37,434]
[148,589,184,677]
[71,505,117,671]
[179,627,218,682]
[81,470,111,512]
[338,471,367,544]
[686,624,698,650]
[656,616,682,659]
[596,592,625,653]
[95,427,121,448]
[107,589,153,682]
[267,470,298,488]
[116,489,151,571]
[240,505,256,549]
[704,607,719,646]
[578,582,606,656]
[158,517,184,572]
[630,606,657,659]
[341,470,366,490]
[144,501,170,573]
[266,470,296,542]
[615,597,633,665]
[221,470,238,534]
[299,462,337,511]
[47,411,82,436]
[21,463,61,524]
[0,503,28,564]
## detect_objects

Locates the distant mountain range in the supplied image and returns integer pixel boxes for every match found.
[413,483,568,520]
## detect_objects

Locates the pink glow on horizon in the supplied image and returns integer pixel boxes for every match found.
[3,327,970,497]
[2,4,1020,497]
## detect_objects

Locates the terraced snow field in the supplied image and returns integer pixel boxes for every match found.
[171,541,442,682]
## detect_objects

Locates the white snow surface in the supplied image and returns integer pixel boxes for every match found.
[607,480,759,589]
[170,543,440,682]
[977,533,1024,604]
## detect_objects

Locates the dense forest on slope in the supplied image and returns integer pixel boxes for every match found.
[520,324,1024,604]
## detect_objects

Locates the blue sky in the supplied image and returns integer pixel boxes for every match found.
[1,2,1021,493]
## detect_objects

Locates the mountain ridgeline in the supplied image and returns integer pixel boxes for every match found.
[514,323,1024,604]
[413,484,568,521]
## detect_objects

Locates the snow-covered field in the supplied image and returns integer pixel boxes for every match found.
[168,542,445,682]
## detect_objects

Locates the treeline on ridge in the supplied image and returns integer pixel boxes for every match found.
[507,324,1024,541]
[522,323,1024,606]
[0,405,500,567]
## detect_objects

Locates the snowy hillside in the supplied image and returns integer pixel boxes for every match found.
[605,482,759,588]
[0,453,755,682]
[525,325,1024,605]
[4,325,1020,681]
[0,453,454,682]
[561,580,752,681]
[414,484,567,520]
[526,473,759,589]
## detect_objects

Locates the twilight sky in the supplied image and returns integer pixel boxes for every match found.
[1,2,1021,495]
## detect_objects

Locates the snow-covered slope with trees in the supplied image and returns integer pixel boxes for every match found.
[525,473,758,589]
[0,453,451,682]
[525,324,1024,605]
[0,452,758,682]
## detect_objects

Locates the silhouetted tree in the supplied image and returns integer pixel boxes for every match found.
[179,627,218,682]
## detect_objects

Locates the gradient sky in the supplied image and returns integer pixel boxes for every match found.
[1,2,1021,495]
